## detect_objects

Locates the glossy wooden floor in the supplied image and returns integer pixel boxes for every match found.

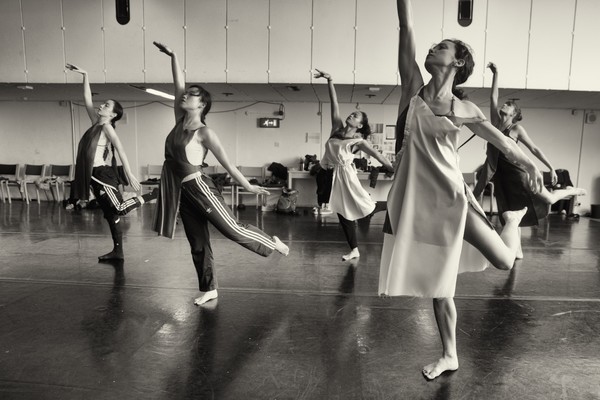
[1,202,599,400]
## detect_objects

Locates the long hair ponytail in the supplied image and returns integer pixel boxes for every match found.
[448,39,474,100]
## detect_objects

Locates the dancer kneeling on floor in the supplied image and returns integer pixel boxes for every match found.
[152,41,289,306]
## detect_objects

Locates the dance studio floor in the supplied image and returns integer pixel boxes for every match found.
[0,201,599,400]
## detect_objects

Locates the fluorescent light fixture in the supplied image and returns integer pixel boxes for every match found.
[145,88,175,100]
[129,84,174,100]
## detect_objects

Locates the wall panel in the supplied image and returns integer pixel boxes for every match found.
[312,0,356,84]
[227,0,270,83]
[62,0,105,83]
[355,0,398,85]
[569,0,600,91]
[269,0,312,84]
[103,0,145,83]
[21,0,65,83]
[185,0,227,83]
[143,0,184,83]
[442,0,488,88]
[0,0,27,83]
[484,0,531,88]
[527,0,576,90]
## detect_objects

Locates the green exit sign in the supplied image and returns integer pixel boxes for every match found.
[257,118,281,128]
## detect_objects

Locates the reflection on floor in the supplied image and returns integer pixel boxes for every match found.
[0,202,599,399]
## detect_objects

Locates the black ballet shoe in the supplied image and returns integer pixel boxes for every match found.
[98,250,124,261]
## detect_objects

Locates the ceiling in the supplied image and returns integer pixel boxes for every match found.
[1,82,600,111]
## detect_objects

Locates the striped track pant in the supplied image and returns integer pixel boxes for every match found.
[180,174,274,291]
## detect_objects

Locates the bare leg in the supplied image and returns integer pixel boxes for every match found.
[423,298,459,380]
[515,227,523,259]
[464,206,527,270]
[537,186,586,205]
[194,289,218,306]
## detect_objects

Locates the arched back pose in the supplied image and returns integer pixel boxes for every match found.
[378,0,545,380]
[313,69,394,261]
[66,64,157,261]
[152,42,289,306]
[473,62,586,257]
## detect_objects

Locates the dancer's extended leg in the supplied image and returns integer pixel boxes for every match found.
[463,206,527,270]
[537,186,586,205]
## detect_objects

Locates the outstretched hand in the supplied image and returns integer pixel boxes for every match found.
[153,41,173,56]
[246,185,270,196]
[527,165,544,194]
[486,62,497,74]
[65,63,86,75]
[313,68,332,81]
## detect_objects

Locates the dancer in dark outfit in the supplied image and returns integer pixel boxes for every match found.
[66,63,157,261]
[473,62,586,258]
[152,42,289,306]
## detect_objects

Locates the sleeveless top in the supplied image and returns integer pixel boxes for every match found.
[93,131,111,167]
[154,119,207,238]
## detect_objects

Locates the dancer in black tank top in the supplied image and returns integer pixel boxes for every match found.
[473,62,587,257]
[152,41,289,306]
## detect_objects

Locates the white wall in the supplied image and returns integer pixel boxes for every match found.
[1,100,598,213]
[1,0,599,90]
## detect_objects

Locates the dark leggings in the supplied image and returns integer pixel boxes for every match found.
[316,168,333,205]
[180,174,275,292]
[338,213,357,250]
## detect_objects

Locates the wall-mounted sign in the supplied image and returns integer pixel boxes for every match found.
[257,118,281,128]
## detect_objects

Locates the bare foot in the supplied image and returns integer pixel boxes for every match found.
[567,187,587,196]
[342,248,360,261]
[515,244,524,260]
[502,207,527,223]
[273,236,289,256]
[422,356,459,380]
[194,290,218,306]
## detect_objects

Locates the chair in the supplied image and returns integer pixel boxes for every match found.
[235,166,266,209]
[47,164,74,203]
[140,164,162,194]
[21,164,48,204]
[0,164,22,203]
[470,170,495,215]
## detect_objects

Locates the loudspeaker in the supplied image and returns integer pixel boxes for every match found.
[116,0,130,25]
[458,0,473,27]
[585,112,597,124]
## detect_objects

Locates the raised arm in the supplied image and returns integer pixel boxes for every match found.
[463,103,543,193]
[313,69,343,134]
[153,41,185,121]
[513,125,557,185]
[355,140,395,171]
[102,124,141,191]
[201,127,269,196]
[487,62,500,127]
[397,0,424,113]
[66,63,96,123]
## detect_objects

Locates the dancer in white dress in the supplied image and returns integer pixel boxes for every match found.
[379,0,544,380]
[314,69,394,261]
